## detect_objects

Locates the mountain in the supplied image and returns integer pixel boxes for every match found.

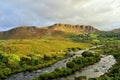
[0,24,99,39]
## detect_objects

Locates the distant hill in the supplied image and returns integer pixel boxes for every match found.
[111,28,120,33]
[0,24,100,39]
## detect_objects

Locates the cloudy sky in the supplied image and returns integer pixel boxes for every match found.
[0,0,120,31]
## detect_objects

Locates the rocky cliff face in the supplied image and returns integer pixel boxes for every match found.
[48,24,99,33]
[0,24,100,39]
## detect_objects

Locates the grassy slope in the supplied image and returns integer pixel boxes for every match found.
[0,39,92,57]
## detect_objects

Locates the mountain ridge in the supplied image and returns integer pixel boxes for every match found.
[0,23,100,39]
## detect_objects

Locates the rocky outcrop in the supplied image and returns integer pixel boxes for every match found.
[48,24,99,33]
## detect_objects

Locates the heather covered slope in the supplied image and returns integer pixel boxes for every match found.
[0,39,92,56]
[0,24,99,39]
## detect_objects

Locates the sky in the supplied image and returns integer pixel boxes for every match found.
[0,0,120,31]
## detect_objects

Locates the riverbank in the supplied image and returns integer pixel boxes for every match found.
[5,46,100,80]
[55,55,116,80]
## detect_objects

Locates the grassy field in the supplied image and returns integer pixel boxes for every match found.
[0,39,92,57]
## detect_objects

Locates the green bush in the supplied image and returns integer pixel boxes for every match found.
[82,51,94,57]
[66,62,76,68]
[75,76,86,80]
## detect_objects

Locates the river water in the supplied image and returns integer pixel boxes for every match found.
[5,46,116,80]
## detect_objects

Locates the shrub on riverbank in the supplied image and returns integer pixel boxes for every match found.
[0,53,70,79]
[75,76,86,80]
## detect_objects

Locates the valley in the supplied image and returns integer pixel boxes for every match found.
[0,24,120,80]
[1,0,120,80]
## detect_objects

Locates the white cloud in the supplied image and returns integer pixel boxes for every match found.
[0,0,120,31]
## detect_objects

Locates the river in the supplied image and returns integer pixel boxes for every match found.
[54,55,116,80]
